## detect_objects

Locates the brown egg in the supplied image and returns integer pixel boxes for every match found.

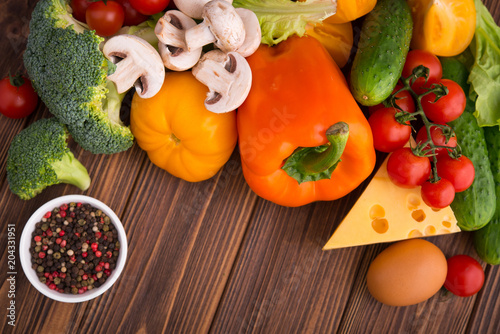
[366,239,448,306]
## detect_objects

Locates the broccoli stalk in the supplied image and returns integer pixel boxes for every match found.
[7,118,91,200]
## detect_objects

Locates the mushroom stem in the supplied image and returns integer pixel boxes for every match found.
[184,22,217,51]
[108,57,145,94]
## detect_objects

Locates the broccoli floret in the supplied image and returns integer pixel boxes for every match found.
[7,118,91,200]
[23,0,134,154]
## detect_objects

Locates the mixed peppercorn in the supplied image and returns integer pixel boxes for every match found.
[30,202,120,294]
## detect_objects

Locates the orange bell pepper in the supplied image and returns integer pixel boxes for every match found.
[130,72,237,182]
[237,36,376,207]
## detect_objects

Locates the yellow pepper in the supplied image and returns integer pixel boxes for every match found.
[130,72,237,182]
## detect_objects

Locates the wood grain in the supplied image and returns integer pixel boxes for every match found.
[1,1,500,334]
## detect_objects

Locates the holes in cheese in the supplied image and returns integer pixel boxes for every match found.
[323,155,461,250]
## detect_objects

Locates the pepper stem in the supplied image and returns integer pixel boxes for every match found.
[282,122,349,184]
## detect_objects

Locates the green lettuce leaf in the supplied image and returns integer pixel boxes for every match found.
[468,0,500,127]
[233,0,336,46]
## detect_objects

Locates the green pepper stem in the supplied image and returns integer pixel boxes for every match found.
[282,122,349,184]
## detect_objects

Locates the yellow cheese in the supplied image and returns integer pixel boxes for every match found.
[323,156,460,250]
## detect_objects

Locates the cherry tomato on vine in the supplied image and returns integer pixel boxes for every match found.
[402,50,443,94]
[444,255,484,297]
[421,178,455,209]
[70,0,93,23]
[416,125,457,157]
[387,147,431,188]
[0,74,39,119]
[116,0,149,26]
[369,107,412,153]
[86,1,125,37]
[369,84,416,115]
[421,79,466,124]
[129,0,170,15]
[436,155,475,192]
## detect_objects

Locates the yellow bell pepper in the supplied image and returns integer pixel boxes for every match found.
[130,72,237,182]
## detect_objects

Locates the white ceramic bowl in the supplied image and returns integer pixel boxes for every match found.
[20,195,128,303]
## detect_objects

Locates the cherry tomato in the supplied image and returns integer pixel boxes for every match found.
[0,74,39,119]
[421,79,466,124]
[402,50,442,94]
[421,178,455,209]
[369,107,412,153]
[436,155,475,192]
[86,1,125,37]
[387,147,431,188]
[444,255,484,297]
[116,0,149,26]
[369,84,416,115]
[129,0,170,15]
[70,0,93,23]
[416,125,457,157]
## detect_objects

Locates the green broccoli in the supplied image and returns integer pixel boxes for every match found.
[7,118,91,200]
[23,0,134,154]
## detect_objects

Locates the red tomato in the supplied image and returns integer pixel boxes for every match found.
[0,75,39,119]
[129,0,170,15]
[387,147,431,188]
[402,49,442,94]
[416,125,457,157]
[421,79,466,123]
[369,84,416,115]
[421,178,455,209]
[369,107,412,153]
[70,0,93,23]
[116,0,149,26]
[86,1,125,37]
[444,255,484,297]
[436,155,475,192]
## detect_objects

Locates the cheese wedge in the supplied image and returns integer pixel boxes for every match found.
[323,155,461,250]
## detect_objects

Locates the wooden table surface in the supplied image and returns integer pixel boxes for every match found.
[1,1,500,333]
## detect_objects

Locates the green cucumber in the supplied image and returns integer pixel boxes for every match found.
[474,126,500,264]
[349,0,412,106]
[441,57,496,231]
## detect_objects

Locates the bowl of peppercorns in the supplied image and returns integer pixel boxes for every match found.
[20,195,128,303]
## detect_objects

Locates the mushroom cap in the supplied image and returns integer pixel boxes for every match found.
[192,50,252,113]
[103,35,165,99]
[155,10,202,71]
[173,0,233,20]
[203,0,245,53]
[234,8,261,57]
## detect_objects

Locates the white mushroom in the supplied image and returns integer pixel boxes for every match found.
[184,0,245,53]
[173,0,233,20]
[103,35,165,99]
[155,10,202,71]
[192,50,252,113]
[234,7,261,57]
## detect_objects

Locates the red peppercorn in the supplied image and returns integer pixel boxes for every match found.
[60,203,68,211]
[56,238,62,244]
[106,251,112,258]
[34,235,42,242]
[104,262,110,269]
[95,251,102,258]
[77,202,82,207]
[42,245,49,251]
[92,274,98,281]
[44,211,52,219]
[99,261,105,267]
[104,269,111,276]
[46,230,53,237]
[59,230,65,237]
[78,288,85,294]
[82,274,88,280]
[95,265,103,272]
[49,283,56,290]
[44,272,50,278]
[59,210,67,218]
[69,212,76,218]
[75,232,80,237]
[60,273,66,279]
[91,242,98,252]
[60,240,67,248]
[70,256,76,262]
[95,232,102,239]
[52,271,59,278]
[38,252,46,259]
[42,232,46,237]
[82,252,88,258]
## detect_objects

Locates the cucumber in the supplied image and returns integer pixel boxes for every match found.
[474,126,500,264]
[441,58,496,231]
[349,0,412,106]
